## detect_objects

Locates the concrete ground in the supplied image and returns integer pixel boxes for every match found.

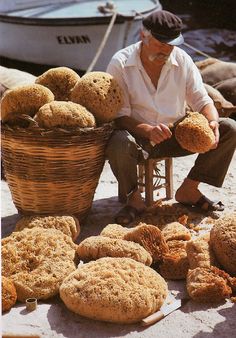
[1,156,236,338]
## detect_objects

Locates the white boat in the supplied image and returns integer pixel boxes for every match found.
[0,0,162,73]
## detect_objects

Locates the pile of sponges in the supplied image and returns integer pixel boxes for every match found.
[1,67,123,129]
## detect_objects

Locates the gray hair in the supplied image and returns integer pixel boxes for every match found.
[141,26,153,45]
[141,25,152,37]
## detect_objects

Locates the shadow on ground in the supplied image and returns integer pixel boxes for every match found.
[1,197,220,242]
[1,213,21,238]
[47,296,144,338]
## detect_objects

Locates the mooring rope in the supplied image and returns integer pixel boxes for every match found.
[183,41,212,59]
[86,4,118,73]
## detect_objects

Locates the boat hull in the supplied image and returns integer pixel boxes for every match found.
[0,20,141,71]
[0,1,161,72]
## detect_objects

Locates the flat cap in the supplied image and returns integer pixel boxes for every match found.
[142,10,184,46]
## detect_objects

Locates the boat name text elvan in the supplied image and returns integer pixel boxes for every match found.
[57,35,91,44]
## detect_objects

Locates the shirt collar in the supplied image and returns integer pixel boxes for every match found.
[125,42,179,68]
[169,49,179,67]
[125,42,142,68]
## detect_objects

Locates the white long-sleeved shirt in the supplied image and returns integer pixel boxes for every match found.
[106,41,212,126]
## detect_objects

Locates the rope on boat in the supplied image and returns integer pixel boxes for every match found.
[183,42,212,59]
[86,3,118,73]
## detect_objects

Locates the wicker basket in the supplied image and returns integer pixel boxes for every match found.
[1,119,113,221]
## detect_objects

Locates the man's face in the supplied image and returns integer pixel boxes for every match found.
[142,33,174,63]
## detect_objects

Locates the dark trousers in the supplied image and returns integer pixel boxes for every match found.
[105,118,236,196]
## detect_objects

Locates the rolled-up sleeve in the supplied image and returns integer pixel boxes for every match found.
[185,58,213,111]
[106,60,131,118]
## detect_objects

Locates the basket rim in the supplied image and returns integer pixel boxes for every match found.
[1,115,114,137]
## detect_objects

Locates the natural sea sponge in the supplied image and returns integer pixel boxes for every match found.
[186,233,216,269]
[76,235,152,266]
[195,58,220,71]
[14,215,80,241]
[70,71,123,123]
[204,83,236,118]
[59,257,168,324]
[215,78,236,106]
[210,213,236,276]
[210,266,236,294]
[159,240,189,280]
[1,84,54,123]
[175,112,215,153]
[100,223,130,239]
[2,276,17,312]
[35,67,80,101]
[34,101,96,128]
[162,222,191,242]
[187,267,232,302]
[1,227,78,302]
[123,223,169,262]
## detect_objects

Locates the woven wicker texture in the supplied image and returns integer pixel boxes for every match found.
[2,120,113,220]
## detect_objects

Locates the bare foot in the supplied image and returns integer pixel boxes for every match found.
[175,178,202,205]
[127,189,146,212]
[115,190,146,226]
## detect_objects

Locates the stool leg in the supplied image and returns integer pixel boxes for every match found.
[165,158,173,199]
[138,163,145,193]
[145,159,154,206]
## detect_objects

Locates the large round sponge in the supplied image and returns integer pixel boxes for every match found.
[100,223,130,239]
[70,71,123,123]
[1,84,54,123]
[76,235,152,265]
[210,213,236,276]
[175,112,215,153]
[59,257,168,324]
[2,227,78,301]
[15,215,80,241]
[35,67,80,101]
[34,101,96,128]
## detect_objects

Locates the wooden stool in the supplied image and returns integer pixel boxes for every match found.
[118,157,173,206]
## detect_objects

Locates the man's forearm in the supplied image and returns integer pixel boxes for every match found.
[200,103,219,123]
[115,116,152,139]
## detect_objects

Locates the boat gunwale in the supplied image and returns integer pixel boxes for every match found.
[0,4,160,26]
[0,15,126,26]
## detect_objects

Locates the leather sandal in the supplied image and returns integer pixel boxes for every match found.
[181,195,224,213]
[114,205,141,225]
[194,195,224,212]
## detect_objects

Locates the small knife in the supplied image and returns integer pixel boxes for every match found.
[150,115,187,147]
[141,299,186,326]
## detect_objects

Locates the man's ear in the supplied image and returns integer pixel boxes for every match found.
[140,31,149,45]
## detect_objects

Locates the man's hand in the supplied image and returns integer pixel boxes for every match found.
[115,117,172,145]
[209,120,220,149]
[149,123,172,145]
[200,103,220,150]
